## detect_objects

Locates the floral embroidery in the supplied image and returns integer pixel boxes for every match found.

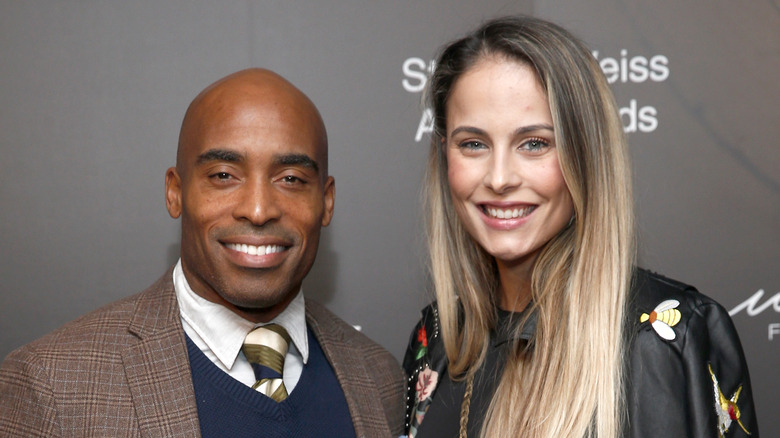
[709,363,750,436]
[640,299,681,340]
[415,326,428,360]
[416,365,438,402]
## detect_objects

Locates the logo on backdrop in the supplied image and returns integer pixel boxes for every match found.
[729,289,780,341]
[402,49,669,142]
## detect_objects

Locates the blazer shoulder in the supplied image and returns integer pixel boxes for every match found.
[305,299,401,373]
[6,292,142,362]
[3,268,176,364]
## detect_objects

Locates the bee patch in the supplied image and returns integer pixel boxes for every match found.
[640,299,681,340]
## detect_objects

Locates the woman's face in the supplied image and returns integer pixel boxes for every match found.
[445,56,574,269]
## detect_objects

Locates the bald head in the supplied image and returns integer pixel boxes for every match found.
[164,68,335,323]
[176,68,328,180]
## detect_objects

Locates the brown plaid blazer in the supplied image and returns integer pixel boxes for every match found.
[0,268,405,437]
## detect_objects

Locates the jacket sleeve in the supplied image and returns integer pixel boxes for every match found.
[627,288,758,438]
[681,298,758,437]
[0,346,62,437]
[402,313,427,435]
[402,304,446,437]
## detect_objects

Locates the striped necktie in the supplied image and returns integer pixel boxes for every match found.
[241,324,291,402]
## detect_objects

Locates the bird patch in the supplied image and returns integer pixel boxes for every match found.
[709,363,750,436]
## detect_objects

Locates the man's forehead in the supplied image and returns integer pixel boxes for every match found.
[177,69,327,173]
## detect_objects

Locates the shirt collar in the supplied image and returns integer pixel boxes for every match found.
[173,260,309,370]
[492,306,538,347]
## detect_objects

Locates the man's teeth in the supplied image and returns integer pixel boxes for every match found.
[486,206,534,219]
[226,243,285,255]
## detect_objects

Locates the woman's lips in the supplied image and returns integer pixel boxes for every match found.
[478,204,537,230]
[482,205,536,219]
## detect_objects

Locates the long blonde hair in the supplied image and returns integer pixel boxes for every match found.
[424,16,635,438]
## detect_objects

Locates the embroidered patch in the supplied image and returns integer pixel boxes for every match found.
[709,363,750,436]
[415,326,428,360]
[640,299,681,340]
[416,365,439,403]
[407,365,439,438]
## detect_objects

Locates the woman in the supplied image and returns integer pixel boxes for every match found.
[403,16,757,438]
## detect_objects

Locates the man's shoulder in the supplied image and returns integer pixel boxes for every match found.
[305,300,388,350]
[305,299,401,373]
[3,269,175,365]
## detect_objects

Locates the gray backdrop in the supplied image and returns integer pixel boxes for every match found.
[1,0,777,433]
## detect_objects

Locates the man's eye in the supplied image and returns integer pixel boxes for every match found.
[209,172,233,181]
[282,175,303,184]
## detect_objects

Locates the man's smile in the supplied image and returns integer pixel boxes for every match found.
[224,243,287,256]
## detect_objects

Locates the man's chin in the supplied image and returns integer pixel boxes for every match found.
[222,288,299,321]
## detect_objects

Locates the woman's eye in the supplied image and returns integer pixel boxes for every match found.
[521,138,549,152]
[460,141,486,150]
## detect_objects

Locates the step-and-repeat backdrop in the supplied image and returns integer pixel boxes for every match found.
[2,0,777,432]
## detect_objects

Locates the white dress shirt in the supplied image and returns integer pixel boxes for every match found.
[173,260,309,392]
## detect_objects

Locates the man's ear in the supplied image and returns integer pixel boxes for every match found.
[165,167,182,218]
[321,176,335,227]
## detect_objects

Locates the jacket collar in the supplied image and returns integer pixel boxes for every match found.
[122,267,202,437]
[305,299,393,438]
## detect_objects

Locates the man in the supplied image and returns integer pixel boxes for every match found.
[0,69,405,437]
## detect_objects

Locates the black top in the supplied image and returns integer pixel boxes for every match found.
[415,309,527,438]
[403,269,759,438]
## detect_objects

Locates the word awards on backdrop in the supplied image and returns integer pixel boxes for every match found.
[402,49,669,142]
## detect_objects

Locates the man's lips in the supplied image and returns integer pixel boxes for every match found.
[219,235,294,268]
[224,243,286,256]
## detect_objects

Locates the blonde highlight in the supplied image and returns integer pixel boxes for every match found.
[424,15,635,438]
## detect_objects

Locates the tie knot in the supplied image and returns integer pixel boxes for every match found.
[242,324,291,374]
[242,324,291,401]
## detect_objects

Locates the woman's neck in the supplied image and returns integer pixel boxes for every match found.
[496,257,535,312]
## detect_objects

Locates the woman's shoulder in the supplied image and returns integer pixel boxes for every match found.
[402,302,442,370]
[628,268,741,352]
[630,268,732,327]
[402,302,448,436]
[625,268,758,437]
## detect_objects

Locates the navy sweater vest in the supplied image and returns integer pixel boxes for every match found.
[186,328,356,438]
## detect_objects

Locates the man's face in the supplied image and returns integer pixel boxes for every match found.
[165,76,334,322]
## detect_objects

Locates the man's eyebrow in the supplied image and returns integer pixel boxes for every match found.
[196,149,245,164]
[273,153,319,173]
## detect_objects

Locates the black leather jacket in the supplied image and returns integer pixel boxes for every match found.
[403,269,758,437]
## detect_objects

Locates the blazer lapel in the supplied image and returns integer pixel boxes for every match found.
[306,301,390,438]
[121,269,201,437]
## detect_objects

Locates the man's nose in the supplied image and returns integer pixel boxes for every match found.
[233,179,282,226]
